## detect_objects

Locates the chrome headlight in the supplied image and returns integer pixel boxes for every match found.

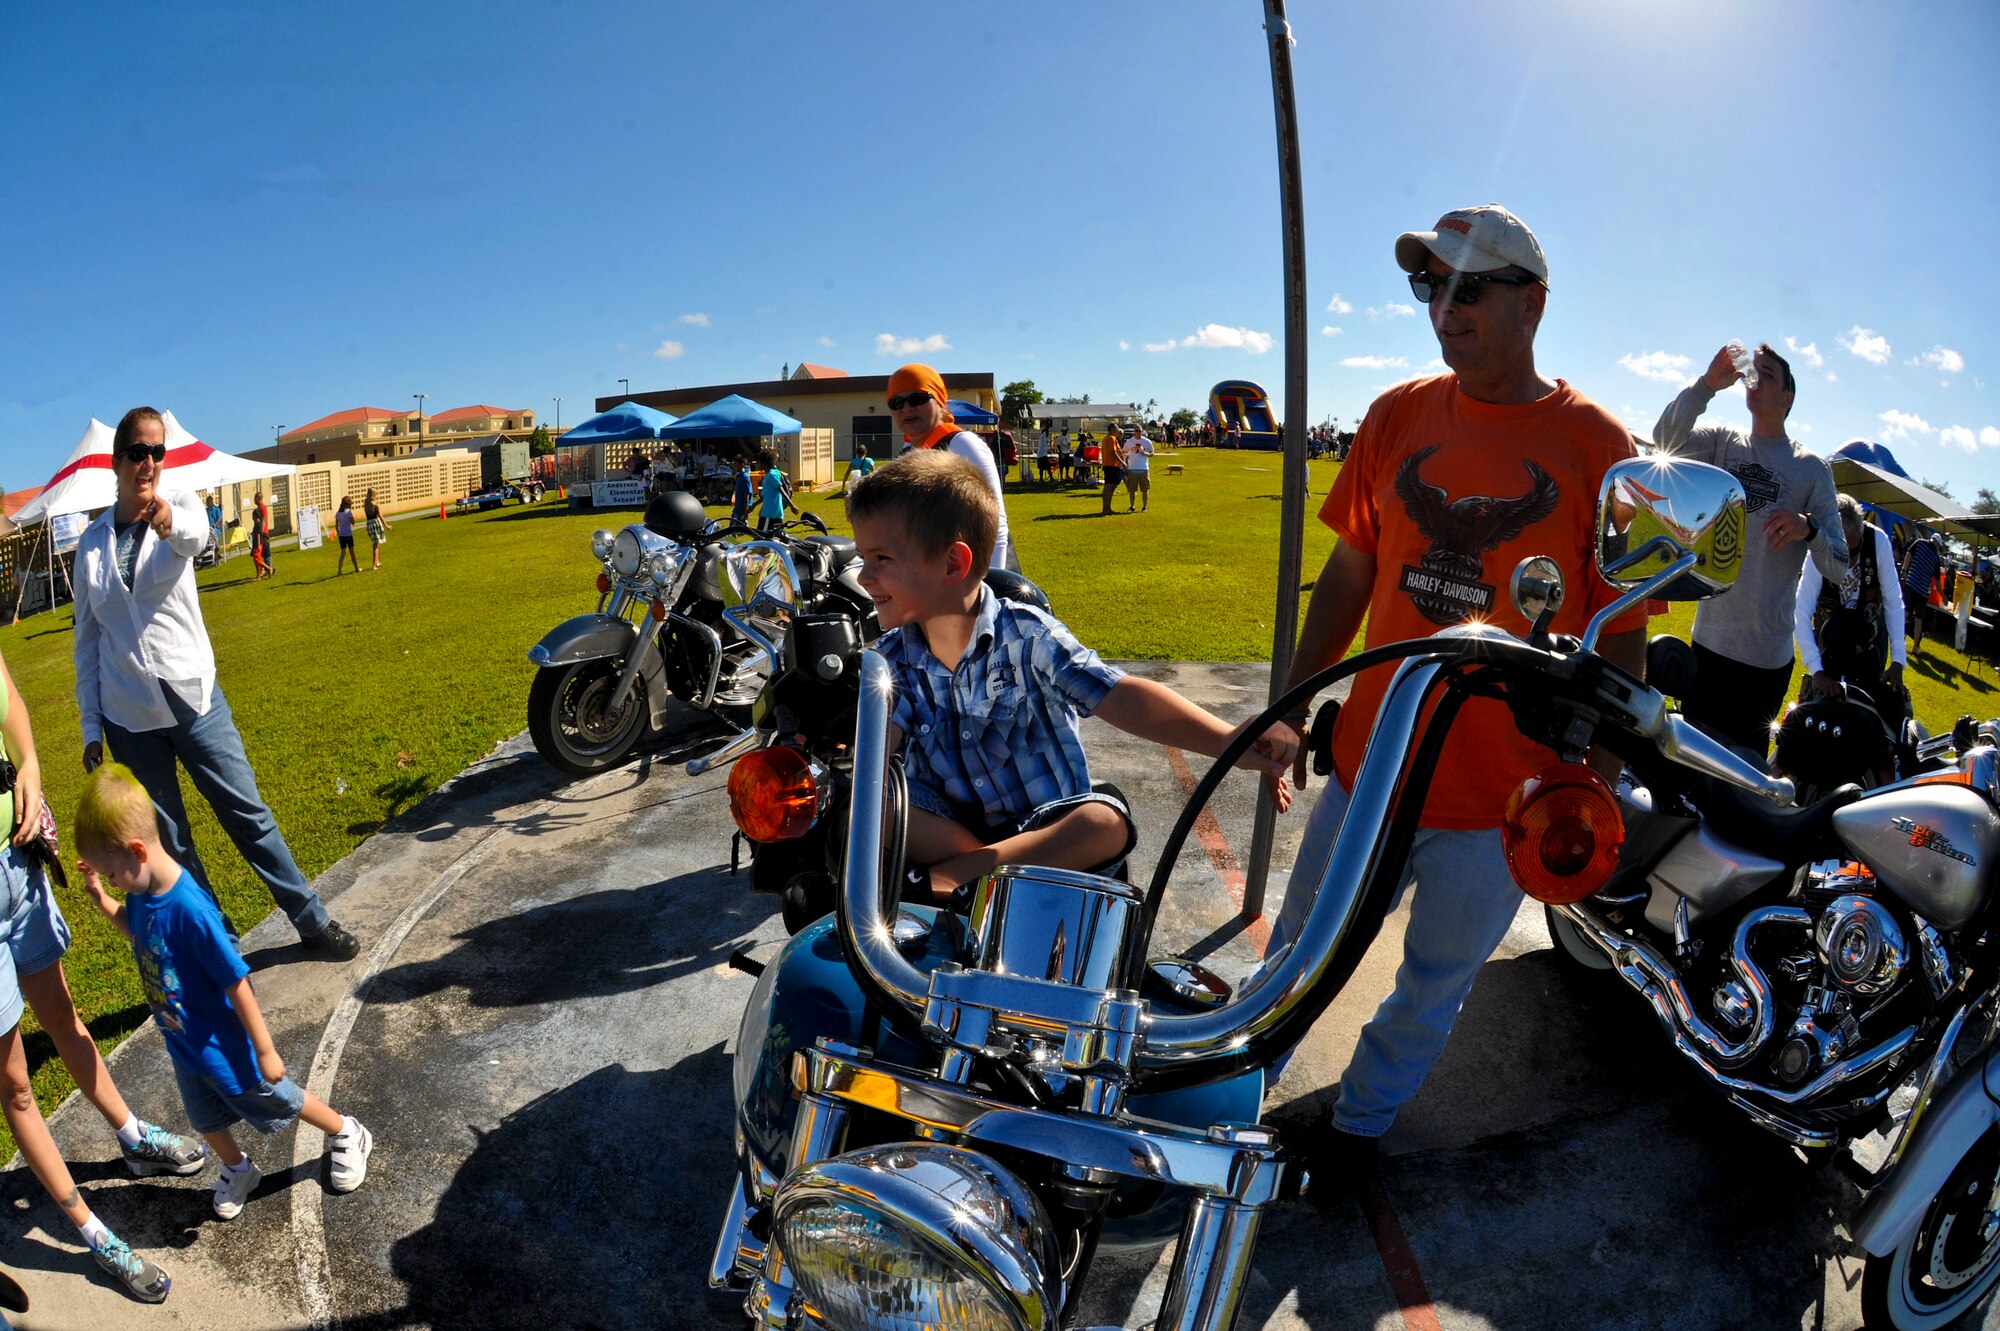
[590,528,614,561]
[647,548,678,587]
[771,1144,1061,1331]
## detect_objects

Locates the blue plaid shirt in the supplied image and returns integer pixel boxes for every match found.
[881,586,1125,831]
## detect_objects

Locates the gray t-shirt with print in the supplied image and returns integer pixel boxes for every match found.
[1652,381,1847,670]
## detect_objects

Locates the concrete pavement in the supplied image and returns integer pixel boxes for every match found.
[4,662,1984,1330]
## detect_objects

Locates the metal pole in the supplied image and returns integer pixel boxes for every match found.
[1243,0,1310,919]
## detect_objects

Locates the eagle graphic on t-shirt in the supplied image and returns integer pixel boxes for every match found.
[1393,446,1561,626]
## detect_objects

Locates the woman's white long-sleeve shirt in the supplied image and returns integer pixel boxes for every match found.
[73,489,215,743]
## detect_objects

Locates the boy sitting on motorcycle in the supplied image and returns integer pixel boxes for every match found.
[846,449,1299,906]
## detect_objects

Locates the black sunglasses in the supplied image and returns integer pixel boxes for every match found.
[886,391,932,411]
[1407,270,1539,306]
[120,444,167,463]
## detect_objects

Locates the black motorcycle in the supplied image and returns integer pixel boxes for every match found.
[525,491,875,776]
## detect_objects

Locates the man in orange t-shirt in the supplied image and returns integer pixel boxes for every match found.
[1268,205,1649,1183]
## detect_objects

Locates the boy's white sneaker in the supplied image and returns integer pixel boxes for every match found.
[328,1120,373,1193]
[212,1158,262,1220]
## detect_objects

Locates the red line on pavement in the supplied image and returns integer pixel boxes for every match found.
[1360,1174,1443,1331]
[1160,745,1441,1330]
[1160,745,1270,956]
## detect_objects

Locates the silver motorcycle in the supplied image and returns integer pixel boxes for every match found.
[711,456,2000,1330]
[525,492,867,776]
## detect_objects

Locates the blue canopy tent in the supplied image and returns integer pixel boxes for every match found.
[658,394,803,439]
[945,399,999,426]
[559,401,678,443]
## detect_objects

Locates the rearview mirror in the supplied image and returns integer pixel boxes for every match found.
[720,542,802,612]
[1596,457,1745,600]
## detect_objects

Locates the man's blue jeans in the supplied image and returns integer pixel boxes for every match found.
[103,684,329,938]
[1266,777,1521,1137]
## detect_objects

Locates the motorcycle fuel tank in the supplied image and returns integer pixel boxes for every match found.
[1832,785,1999,930]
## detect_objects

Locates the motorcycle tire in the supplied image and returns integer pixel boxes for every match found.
[1544,904,1615,976]
[1862,1125,2000,1330]
[527,660,651,777]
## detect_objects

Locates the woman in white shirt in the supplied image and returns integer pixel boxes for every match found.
[885,364,1016,571]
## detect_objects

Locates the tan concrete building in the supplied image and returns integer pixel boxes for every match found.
[254,403,540,466]
[602,365,998,462]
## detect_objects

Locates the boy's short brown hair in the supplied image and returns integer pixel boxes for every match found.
[74,761,159,860]
[847,449,998,568]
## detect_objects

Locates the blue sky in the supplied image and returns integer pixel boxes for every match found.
[4,1,1996,501]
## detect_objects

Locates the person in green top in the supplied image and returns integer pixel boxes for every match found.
[0,648,203,1302]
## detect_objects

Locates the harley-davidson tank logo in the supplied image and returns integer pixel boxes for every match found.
[1731,461,1781,514]
[1890,816,1976,865]
[1393,446,1560,626]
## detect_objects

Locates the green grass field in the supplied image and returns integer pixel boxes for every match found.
[1,452,1993,1159]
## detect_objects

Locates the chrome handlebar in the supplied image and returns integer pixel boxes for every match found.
[836,651,933,1020]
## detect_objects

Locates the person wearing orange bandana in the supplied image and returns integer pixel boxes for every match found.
[886,363,1015,571]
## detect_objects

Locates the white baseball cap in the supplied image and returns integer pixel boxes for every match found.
[1396,204,1548,284]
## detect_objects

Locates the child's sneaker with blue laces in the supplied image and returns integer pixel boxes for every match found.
[91,1233,171,1304]
[121,1121,207,1177]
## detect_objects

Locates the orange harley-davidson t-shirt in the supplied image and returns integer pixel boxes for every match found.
[1320,374,1649,828]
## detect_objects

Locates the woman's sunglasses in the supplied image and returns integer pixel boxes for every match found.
[120,444,167,463]
[1406,271,1539,306]
[886,391,932,411]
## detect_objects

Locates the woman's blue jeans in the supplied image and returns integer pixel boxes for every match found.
[102,683,329,938]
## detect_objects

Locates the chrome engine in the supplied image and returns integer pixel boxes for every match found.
[1813,894,1908,999]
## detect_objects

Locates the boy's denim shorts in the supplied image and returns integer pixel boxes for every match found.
[913,784,1139,875]
[172,1061,307,1136]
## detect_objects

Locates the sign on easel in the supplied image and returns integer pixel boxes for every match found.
[297,505,323,551]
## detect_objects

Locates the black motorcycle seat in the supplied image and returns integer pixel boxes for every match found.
[1697,778,1864,865]
[800,533,858,567]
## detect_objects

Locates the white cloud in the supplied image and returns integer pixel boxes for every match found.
[1840,325,1892,364]
[675,312,710,327]
[1424,358,1446,368]
[1326,294,1354,315]
[1320,325,1342,337]
[652,340,685,360]
[1877,408,1932,440]
[614,342,629,355]
[1143,340,1178,353]
[1618,350,1692,383]
[1340,355,1409,370]
[1940,425,1978,453]
[1118,339,1131,351]
[1983,426,2000,448]
[1182,323,1276,353]
[1368,302,1417,320]
[1913,345,1966,374]
[816,335,837,347]
[1825,372,1838,383]
[1783,337,1824,368]
[1795,421,1813,433]
[874,332,952,356]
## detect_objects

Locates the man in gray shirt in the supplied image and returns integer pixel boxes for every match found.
[1652,342,1846,754]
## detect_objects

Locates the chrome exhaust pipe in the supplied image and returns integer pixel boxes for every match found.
[1552,902,1809,1068]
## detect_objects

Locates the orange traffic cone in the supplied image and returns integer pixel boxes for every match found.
[558,484,567,500]
[438,503,448,521]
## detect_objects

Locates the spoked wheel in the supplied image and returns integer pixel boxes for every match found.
[1863,1126,2000,1329]
[527,660,650,776]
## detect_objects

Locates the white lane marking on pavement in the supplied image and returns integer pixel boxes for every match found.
[289,759,656,1329]
[290,818,516,1329]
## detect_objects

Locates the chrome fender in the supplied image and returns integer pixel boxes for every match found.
[527,614,671,731]
[1850,1047,2000,1257]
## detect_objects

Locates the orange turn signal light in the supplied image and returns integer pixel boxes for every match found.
[649,598,667,622]
[1502,763,1623,905]
[595,571,612,595]
[729,746,820,842]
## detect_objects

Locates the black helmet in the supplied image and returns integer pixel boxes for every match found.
[644,489,706,539]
